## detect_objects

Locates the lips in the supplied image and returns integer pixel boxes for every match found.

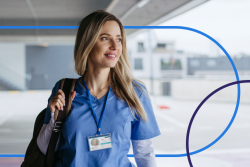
[104,52,117,55]
[104,54,116,60]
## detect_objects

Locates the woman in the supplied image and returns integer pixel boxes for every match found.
[92,139,99,147]
[37,10,161,167]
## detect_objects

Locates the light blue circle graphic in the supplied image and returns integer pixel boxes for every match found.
[127,26,240,157]
[0,26,240,158]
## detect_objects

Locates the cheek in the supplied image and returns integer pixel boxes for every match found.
[91,43,106,55]
[119,45,122,56]
[94,45,103,54]
[117,51,122,60]
[89,47,105,61]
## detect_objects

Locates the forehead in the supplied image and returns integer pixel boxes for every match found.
[100,21,121,35]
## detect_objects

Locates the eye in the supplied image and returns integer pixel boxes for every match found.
[101,37,108,40]
[117,38,122,42]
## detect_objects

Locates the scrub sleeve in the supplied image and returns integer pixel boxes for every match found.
[131,86,161,140]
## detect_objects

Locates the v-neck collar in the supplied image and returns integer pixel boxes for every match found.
[76,77,113,103]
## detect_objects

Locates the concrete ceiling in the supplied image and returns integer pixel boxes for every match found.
[0,0,208,42]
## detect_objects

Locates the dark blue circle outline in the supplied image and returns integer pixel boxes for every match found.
[186,80,249,167]
[0,26,240,158]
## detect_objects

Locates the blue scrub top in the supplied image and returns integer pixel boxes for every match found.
[44,77,161,167]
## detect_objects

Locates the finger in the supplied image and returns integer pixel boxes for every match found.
[57,94,65,106]
[49,94,64,113]
[52,93,65,106]
[57,89,65,99]
[54,99,64,111]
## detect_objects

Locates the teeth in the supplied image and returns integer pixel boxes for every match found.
[107,55,115,57]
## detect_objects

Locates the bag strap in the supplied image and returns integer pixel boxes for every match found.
[45,78,76,167]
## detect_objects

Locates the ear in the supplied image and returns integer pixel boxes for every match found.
[72,91,76,100]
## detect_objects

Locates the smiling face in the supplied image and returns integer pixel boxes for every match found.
[87,21,122,70]
[93,139,98,146]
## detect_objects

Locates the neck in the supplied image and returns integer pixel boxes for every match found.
[83,67,110,93]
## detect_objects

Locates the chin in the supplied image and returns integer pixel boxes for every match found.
[106,63,117,68]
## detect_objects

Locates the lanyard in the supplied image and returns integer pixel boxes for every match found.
[82,77,111,135]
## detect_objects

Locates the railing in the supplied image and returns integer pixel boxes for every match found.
[0,60,31,90]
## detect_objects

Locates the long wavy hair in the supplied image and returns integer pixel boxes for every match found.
[74,10,149,122]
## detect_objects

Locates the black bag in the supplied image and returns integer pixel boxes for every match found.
[21,78,76,167]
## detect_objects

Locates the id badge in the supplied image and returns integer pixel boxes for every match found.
[87,133,112,151]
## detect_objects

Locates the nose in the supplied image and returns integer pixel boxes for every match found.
[110,39,118,50]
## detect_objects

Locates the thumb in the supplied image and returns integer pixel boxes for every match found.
[72,91,76,100]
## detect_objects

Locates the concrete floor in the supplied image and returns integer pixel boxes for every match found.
[0,92,249,166]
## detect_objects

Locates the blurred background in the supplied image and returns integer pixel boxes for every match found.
[0,0,250,166]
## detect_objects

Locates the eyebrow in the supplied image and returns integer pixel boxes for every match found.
[100,33,121,37]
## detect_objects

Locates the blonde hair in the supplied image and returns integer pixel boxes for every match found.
[92,139,98,145]
[74,10,149,122]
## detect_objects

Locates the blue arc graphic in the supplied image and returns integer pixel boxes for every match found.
[0,26,240,159]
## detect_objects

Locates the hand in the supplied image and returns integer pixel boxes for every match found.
[49,89,76,120]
